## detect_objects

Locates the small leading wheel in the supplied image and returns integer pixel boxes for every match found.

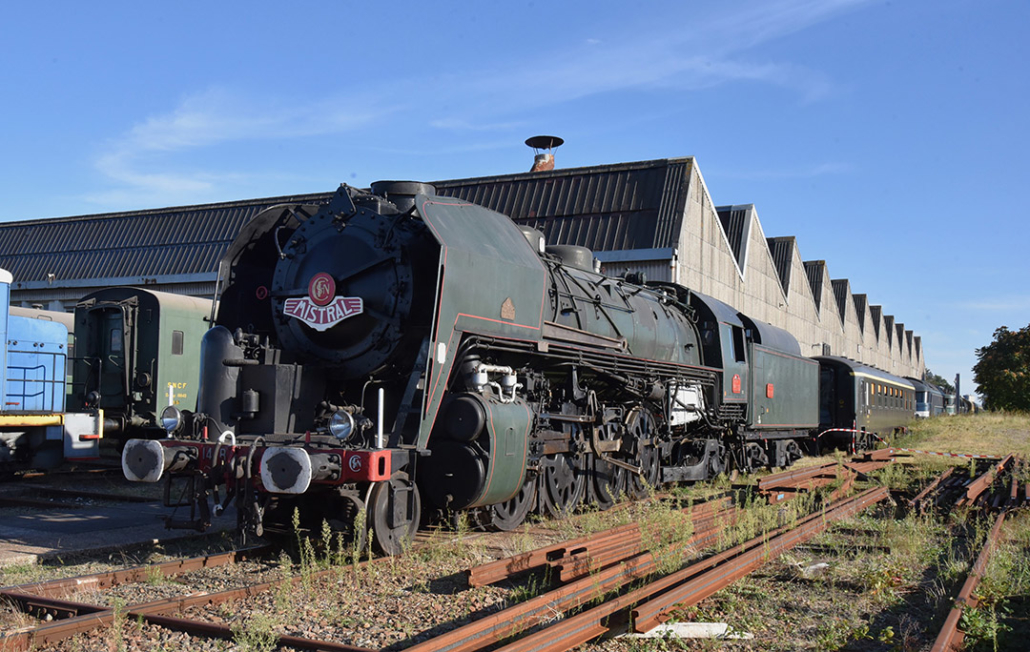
[488,473,537,531]
[366,472,421,556]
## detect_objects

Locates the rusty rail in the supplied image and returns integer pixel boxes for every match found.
[0,547,375,652]
[485,487,890,652]
[930,510,1008,652]
[756,462,840,490]
[759,457,865,505]
[630,486,890,632]
[556,505,741,583]
[908,467,955,512]
[956,454,1014,507]
[412,488,887,652]
[467,495,733,587]
[1,547,267,598]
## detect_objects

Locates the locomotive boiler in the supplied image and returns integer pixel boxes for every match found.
[122,182,817,553]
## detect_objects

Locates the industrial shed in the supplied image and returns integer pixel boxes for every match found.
[0,156,923,378]
[0,193,330,305]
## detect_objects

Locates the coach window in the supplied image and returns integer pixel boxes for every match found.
[732,326,746,363]
[172,330,184,356]
[110,328,123,353]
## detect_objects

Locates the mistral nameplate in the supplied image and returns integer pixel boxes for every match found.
[284,296,363,331]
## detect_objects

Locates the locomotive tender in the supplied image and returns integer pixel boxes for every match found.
[122,182,872,553]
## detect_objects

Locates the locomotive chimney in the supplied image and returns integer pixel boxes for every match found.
[526,135,564,172]
[370,180,436,212]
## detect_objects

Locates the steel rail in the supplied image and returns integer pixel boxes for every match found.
[762,475,846,505]
[930,509,1008,652]
[0,546,375,652]
[1,547,268,598]
[756,462,840,490]
[0,591,110,620]
[844,460,893,476]
[631,487,889,631]
[956,454,1014,507]
[908,467,954,511]
[0,611,116,651]
[466,496,733,587]
[487,487,889,652]
[556,506,741,583]
[409,488,882,652]
[409,513,755,652]
[140,613,374,652]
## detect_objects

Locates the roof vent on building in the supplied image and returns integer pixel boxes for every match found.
[526,135,564,172]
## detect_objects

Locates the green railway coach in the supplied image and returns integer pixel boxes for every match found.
[73,288,211,437]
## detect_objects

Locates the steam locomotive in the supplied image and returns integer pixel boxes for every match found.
[121,182,906,554]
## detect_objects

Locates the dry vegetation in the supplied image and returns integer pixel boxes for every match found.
[2,414,1028,651]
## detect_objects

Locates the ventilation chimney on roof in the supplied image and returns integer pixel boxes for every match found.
[526,135,564,172]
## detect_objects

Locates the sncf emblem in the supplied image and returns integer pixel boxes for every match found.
[308,273,336,306]
[284,296,363,332]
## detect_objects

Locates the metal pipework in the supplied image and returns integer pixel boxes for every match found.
[471,363,522,403]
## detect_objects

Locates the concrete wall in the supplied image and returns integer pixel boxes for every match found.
[672,162,924,378]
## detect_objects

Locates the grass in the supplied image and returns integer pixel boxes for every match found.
[900,412,1030,457]
[964,509,1030,651]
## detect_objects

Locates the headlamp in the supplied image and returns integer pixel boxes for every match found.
[328,411,356,441]
[160,405,183,435]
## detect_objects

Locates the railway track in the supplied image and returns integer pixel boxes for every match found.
[1,450,1025,651]
[0,460,876,652]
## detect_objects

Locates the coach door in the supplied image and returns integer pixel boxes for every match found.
[818,365,836,426]
[88,301,138,412]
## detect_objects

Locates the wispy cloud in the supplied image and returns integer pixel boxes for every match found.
[89,0,870,206]
[88,88,394,207]
[427,0,869,123]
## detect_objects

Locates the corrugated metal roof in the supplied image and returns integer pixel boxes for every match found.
[804,261,826,311]
[2,159,694,290]
[766,236,795,295]
[831,279,850,324]
[852,294,867,330]
[433,158,693,251]
[0,193,332,284]
[715,205,751,274]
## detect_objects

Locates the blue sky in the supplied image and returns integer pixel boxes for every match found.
[1,0,1027,397]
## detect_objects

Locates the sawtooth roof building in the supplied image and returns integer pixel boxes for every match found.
[0,156,923,378]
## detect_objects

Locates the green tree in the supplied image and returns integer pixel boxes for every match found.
[973,324,1030,411]
[923,368,954,393]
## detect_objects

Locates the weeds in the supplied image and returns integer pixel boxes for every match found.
[143,564,166,586]
[231,611,279,652]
